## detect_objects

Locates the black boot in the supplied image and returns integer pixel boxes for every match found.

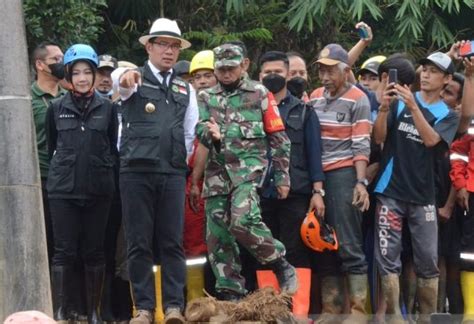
[216,289,244,302]
[85,265,105,324]
[269,257,298,295]
[51,265,72,323]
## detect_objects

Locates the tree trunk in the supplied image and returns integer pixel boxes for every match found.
[0,0,52,319]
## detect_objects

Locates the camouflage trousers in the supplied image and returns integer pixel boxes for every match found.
[205,181,286,294]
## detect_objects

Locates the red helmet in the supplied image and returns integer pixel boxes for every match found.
[300,210,338,252]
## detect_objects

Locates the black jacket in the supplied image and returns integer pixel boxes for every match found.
[261,93,314,197]
[45,92,119,199]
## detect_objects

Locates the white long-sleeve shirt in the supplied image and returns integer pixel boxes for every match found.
[111,61,198,157]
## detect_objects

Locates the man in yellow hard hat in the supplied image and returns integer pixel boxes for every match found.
[184,50,218,300]
[189,50,217,92]
[187,49,217,221]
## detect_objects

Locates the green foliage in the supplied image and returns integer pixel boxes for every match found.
[22,0,474,76]
[225,0,255,15]
[24,0,107,52]
[287,0,382,32]
[184,28,272,48]
[285,0,474,50]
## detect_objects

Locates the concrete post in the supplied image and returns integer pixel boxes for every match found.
[0,0,53,319]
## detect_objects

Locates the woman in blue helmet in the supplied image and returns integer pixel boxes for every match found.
[45,44,118,324]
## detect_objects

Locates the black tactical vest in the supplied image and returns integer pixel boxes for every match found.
[47,93,117,198]
[120,63,191,174]
[280,95,312,195]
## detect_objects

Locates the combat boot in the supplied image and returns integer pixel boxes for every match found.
[342,274,368,324]
[269,257,298,295]
[85,265,105,324]
[381,274,405,324]
[416,277,438,324]
[216,289,244,302]
[51,265,73,324]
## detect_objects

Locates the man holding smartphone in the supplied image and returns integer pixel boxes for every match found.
[373,53,459,322]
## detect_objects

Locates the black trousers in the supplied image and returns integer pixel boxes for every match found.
[50,198,111,267]
[104,195,122,274]
[41,178,54,262]
[260,195,312,268]
[120,172,186,311]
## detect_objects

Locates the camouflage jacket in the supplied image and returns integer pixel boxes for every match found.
[196,78,291,197]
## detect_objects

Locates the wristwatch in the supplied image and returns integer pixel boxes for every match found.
[312,188,326,197]
[357,178,369,187]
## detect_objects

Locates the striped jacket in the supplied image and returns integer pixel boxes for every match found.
[310,85,371,171]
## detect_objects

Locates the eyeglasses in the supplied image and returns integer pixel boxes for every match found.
[42,56,63,64]
[151,41,181,52]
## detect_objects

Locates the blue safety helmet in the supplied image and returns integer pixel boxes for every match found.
[64,44,99,67]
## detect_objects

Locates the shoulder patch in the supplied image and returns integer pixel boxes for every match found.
[263,92,285,133]
[172,84,188,95]
[171,78,187,87]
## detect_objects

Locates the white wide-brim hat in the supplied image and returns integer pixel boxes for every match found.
[4,311,56,324]
[139,18,191,49]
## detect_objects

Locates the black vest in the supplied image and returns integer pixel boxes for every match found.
[47,92,117,198]
[120,63,190,174]
[261,94,312,197]
[281,95,312,195]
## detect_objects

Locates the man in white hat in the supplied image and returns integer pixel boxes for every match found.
[112,17,197,324]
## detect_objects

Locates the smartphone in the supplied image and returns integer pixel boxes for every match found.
[388,69,398,96]
[460,41,474,58]
[388,69,398,84]
[357,27,369,40]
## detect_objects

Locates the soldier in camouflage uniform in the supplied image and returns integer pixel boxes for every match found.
[196,44,298,300]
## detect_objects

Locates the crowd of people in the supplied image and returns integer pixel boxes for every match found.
[28,16,474,324]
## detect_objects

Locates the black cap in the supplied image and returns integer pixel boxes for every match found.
[173,60,190,76]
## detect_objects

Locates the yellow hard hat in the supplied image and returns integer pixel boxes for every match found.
[190,50,214,74]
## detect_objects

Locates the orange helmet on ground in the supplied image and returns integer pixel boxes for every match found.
[300,210,338,252]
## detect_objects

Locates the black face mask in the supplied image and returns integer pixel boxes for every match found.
[287,77,307,98]
[220,78,241,92]
[262,74,286,94]
[47,63,65,80]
